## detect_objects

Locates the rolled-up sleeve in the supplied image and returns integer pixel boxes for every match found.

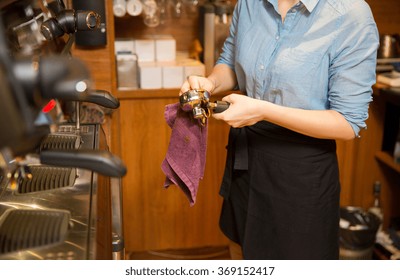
[215,0,240,70]
[328,4,379,136]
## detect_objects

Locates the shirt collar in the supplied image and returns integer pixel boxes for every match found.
[301,0,320,12]
[267,0,320,13]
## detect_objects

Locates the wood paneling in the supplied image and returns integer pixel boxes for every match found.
[368,0,400,34]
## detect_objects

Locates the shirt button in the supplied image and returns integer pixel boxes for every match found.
[260,65,265,70]
[291,9,296,13]
[275,35,280,40]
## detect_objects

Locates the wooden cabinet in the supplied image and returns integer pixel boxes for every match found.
[113,90,230,251]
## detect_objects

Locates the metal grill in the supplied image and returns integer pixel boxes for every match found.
[17,166,76,194]
[0,209,70,254]
[39,134,80,151]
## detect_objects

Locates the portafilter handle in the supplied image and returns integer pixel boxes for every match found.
[82,89,120,109]
[13,56,120,109]
[39,57,119,109]
[208,100,230,113]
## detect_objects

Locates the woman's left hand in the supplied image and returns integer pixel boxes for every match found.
[212,94,265,128]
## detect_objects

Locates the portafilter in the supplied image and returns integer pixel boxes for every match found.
[179,89,229,125]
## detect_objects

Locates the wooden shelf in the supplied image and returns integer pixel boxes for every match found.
[116,88,180,100]
[115,89,231,100]
[375,151,400,174]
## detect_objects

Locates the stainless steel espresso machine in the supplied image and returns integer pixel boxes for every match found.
[0,0,126,260]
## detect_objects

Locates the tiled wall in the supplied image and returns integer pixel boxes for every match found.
[368,0,400,34]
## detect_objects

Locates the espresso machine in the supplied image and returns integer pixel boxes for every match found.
[0,0,126,260]
[198,0,234,75]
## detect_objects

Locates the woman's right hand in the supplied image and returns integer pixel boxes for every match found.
[179,75,216,96]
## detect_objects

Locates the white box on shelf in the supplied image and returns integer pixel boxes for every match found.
[114,38,135,54]
[178,58,206,79]
[155,37,176,62]
[138,62,162,89]
[160,62,184,89]
[142,35,176,62]
[134,39,155,62]
[184,63,206,79]
[116,53,139,89]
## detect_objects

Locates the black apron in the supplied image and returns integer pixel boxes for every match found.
[219,121,340,260]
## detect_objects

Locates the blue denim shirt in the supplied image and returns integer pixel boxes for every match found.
[216,0,379,136]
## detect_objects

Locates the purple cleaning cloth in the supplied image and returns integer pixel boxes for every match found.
[161,103,208,206]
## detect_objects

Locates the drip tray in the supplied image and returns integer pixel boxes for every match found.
[0,209,70,255]
[40,134,81,151]
[17,166,77,194]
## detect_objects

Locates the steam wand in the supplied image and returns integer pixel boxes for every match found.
[75,101,80,131]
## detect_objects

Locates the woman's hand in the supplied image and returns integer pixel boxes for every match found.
[179,64,237,96]
[179,76,216,95]
[212,94,265,128]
